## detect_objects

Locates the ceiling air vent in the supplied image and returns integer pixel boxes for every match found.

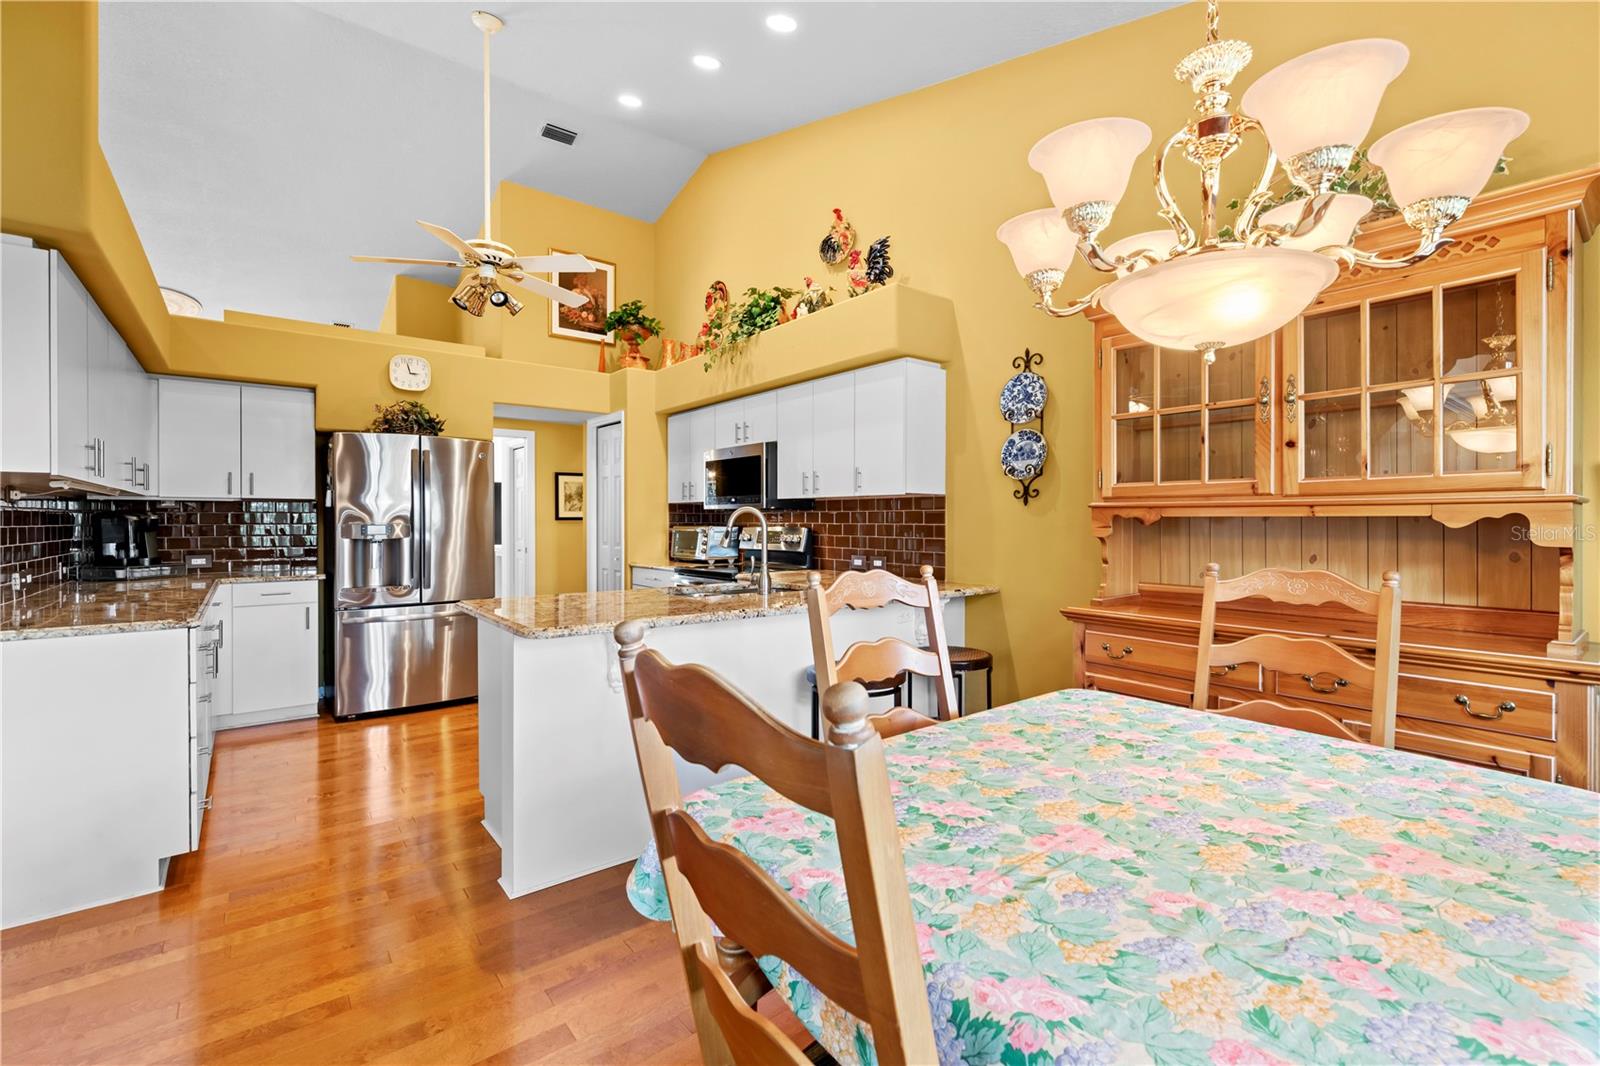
[540,123,578,146]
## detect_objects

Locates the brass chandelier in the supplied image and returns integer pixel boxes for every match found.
[997,0,1528,359]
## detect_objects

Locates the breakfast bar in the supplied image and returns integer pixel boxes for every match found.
[460,573,996,898]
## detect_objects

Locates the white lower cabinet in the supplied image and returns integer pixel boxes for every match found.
[1,628,192,928]
[227,581,319,725]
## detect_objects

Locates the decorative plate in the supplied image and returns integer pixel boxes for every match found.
[1001,429,1047,481]
[999,370,1047,424]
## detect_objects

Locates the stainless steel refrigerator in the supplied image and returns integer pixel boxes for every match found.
[330,432,493,719]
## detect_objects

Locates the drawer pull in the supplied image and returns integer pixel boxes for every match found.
[1101,642,1134,660]
[1455,694,1514,721]
[1301,672,1348,694]
[1209,663,1237,677]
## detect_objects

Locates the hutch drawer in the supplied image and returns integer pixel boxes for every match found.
[1083,628,1263,690]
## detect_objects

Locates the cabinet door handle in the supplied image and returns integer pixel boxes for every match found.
[802,471,808,494]
[813,470,819,493]
[1257,376,1272,423]
[1284,374,1299,425]
[85,441,98,473]
[196,693,212,703]
[742,420,750,441]
[198,797,213,811]
[1456,694,1514,720]
[1101,642,1133,660]
[258,590,292,597]
[227,471,233,495]
[1300,672,1348,694]
[855,467,862,491]
[124,458,138,485]
[249,472,255,495]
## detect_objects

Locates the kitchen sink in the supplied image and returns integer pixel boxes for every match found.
[668,582,762,598]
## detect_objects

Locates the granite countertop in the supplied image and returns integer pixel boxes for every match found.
[0,567,323,641]
[460,570,998,640]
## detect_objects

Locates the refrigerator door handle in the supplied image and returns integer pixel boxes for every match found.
[417,446,430,592]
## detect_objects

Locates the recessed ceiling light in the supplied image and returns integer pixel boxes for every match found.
[691,54,721,71]
[160,287,202,316]
[617,93,642,109]
[765,13,797,33]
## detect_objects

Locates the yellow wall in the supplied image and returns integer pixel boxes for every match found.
[652,0,1600,703]
[494,419,588,595]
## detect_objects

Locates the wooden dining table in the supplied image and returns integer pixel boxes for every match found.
[627,688,1600,1066]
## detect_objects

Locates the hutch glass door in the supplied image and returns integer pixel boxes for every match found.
[1102,335,1271,497]
[1285,248,1544,495]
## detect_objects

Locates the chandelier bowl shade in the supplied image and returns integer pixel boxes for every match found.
[1099,246,1338,351]
[1103,228,1182,263]
[1448,424,1517,454]
[996,208,1080,275]
[1368,107,1529,207]
[1027,118,1153,210]
[1259,193,1372,250]
[1240,39,1409,161]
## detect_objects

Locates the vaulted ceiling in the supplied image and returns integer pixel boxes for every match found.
[99,2,1167,329]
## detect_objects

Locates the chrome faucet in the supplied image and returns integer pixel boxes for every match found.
[724,506,770,595]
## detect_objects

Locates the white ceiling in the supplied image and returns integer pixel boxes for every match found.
[99,2,1167,330]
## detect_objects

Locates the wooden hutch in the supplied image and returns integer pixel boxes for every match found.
[1063,167,1600,788]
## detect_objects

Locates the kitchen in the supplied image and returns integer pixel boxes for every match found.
[4,2,1600,1065]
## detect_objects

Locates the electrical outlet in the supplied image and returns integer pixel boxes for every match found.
[849,555,867,570]
[870,558,886,570]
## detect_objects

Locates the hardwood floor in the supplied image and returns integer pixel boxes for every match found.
[1,704,804,1064]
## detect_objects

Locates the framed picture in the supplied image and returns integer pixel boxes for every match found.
[549,251,615,342]
[554,472,584,521]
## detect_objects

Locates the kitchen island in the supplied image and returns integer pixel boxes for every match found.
[460,571,996,898]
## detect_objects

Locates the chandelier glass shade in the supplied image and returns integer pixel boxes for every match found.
[997,1,1529,354]
[1098,246,1338,353]
[1239,39,1409,160]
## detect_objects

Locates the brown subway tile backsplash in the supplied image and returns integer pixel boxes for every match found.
[667,495,945,579]
[0,497,318,588]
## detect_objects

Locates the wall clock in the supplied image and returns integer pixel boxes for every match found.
[389,355,431,392]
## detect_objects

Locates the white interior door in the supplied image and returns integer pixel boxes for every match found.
[595,421,624,591]
[510,439,533,596]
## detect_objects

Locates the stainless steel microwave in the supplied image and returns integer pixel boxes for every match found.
[702,443,811,511]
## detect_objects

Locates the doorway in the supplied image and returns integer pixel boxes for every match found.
[492,430,535,598]
[587,414,624,591]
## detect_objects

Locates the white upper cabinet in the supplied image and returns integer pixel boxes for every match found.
[854,359,946,496]
[241,386,315,499]
[0,240,150,491]
[666,408,717,503]
[666,412,691,503]
[158,379,242,499]
[712,393,779,449]
[810,373,856,498]
[774,383,813,499]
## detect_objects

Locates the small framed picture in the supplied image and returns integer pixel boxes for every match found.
[549,251,616,342]
[554,472,584,521]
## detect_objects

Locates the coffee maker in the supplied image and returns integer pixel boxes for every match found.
[82,513,169,579]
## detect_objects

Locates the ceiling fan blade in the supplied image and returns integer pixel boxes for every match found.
[351,255,466,267]
[504,273,589,308]
[508,252,595,274]
[416,220,481,262]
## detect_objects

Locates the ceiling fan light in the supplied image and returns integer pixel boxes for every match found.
[1027,118,1153,212]
[451,275,489,317]
[995,208,1079,276]
[1098,246,1337,351]
[1259,193,1373,250]
[1368,107,1529,209]
[1241,39,1409,162]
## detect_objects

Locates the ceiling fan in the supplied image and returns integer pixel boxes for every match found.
[352,10,593,317]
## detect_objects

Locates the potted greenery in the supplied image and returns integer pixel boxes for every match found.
[603,300,664,369]
[368,400,445,435]
[702,285,799,372]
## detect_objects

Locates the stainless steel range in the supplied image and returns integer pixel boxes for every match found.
[329,432,493,719]
[668,523,813,583]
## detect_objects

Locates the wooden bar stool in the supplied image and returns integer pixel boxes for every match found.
[942,645,994,715]
[805,665,907,741]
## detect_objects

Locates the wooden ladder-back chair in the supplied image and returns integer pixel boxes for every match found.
[1192,564,1402,748]
[806,566,959,741]
[614,621,937,1066]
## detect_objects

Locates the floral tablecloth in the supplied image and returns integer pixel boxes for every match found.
[626,689,1600,1066]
